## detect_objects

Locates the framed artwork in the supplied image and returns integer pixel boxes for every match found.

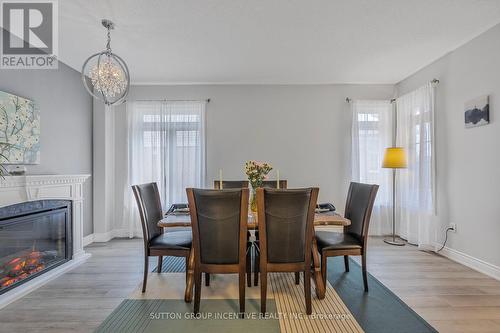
[0,90,40,164]
[465,95,489,128]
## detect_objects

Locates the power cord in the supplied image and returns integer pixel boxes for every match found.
[437,226,454,252]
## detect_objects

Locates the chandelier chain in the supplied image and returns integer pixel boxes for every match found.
[106,28,111,55]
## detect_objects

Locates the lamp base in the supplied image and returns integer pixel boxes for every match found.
[383,238,406,246]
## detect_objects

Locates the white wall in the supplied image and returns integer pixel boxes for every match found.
[397,24,500,269]
[106,84,393,234]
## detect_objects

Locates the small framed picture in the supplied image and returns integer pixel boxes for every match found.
[465,95,489,128]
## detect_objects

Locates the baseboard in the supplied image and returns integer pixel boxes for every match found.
[83,234,94,247]
[92,229,143,242]
[435,243,500,281]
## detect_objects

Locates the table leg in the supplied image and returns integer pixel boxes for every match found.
[184,248,195,303]
[311,237,326,299]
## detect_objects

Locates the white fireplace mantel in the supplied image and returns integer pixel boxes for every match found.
[0,174,91,308]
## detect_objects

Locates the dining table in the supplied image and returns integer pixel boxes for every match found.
[158,210,350,302]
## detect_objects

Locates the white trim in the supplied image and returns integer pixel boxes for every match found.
[0,253,91,309]
[92,228,143,242]
[83,234,94,247]
[435,243,500,281]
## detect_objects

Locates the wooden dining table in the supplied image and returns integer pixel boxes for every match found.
[158,211,350,302]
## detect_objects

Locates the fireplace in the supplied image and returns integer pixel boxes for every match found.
[0,200,72,295]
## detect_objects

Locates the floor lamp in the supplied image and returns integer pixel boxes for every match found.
[382,147,407,246]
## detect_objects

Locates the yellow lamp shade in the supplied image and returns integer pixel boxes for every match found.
[382,147,407,169]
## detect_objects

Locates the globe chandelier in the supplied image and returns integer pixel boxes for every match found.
[82,19,130,106]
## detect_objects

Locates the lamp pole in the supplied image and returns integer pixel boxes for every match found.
[384,167,405,246]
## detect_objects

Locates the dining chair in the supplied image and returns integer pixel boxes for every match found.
[251,179,289,286]
[213,180,249,189]
[261,180,288,189]
[132,183,192,293]
[257,187,319,315]
[315,182,378,292]
[210,180,249,287]
[186,188,249,315]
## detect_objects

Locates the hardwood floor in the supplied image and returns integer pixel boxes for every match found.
[360,238,500,333]
[1,237,500,332]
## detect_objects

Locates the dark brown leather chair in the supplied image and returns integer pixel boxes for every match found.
[251,179,289,286]
[213,180,249,189]
[132,183,192,293]
[256,187,319,315]
[205,180,249,287]
[186,188,249,315]
[315,182,378,292]
[261,180,287,189]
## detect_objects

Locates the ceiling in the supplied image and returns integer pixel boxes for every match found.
[60,0,500,85]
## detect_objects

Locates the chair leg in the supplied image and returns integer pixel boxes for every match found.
[205,273,210,286]
[260,269,267,314]
[239,270,246,318]
[304,268,312,315]
[254,247,259,286]
[194,269,202,314]
[321,252,327,286]
[361,254,368,292]
[142,254,149,293]
[157,256,163,273]
[185,256,189,283]
[295,272,300,285]
[246,244,252,287]
[344,255,349,272]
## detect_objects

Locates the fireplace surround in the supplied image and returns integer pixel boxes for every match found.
[0,174,90,308]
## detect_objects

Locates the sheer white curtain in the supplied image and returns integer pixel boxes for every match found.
[123,100,206,237]
[396,83,436,249]
[351,100,393,235]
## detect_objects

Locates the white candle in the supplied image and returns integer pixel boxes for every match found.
[219,169,223,189]
[276,169,280,189]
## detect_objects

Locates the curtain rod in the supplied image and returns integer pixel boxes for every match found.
[345,78,439,103]
[135,98,211,103]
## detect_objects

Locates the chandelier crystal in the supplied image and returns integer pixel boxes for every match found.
[89,58,127,98]
[82,19,130,106]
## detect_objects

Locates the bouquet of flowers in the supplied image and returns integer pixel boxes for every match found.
[245,160,272,189]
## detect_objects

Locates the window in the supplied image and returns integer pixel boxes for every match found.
[126,100,206,209]
[351,100,393,236]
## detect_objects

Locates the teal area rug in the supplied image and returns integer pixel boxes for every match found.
[95,299,279,333]
[327,257,437,333]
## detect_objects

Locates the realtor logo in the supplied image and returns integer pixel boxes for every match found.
[0,0,58,69]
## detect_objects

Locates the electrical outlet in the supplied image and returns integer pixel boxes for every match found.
[448,223,457,233]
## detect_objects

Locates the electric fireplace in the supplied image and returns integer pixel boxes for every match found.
[0,200,72,295]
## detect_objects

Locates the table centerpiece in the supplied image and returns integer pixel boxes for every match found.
[244,160,272,212]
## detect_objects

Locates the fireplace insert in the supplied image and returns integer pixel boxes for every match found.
[0,200,72,294]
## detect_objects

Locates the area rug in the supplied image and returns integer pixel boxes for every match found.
[96,256,436,333]
[96,270,362,333]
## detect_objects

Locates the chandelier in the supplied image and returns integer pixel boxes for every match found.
[82,19,130,106]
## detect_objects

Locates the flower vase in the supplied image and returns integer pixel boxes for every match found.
[250,188,258,212]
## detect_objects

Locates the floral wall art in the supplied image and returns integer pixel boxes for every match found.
[0,91,40,164]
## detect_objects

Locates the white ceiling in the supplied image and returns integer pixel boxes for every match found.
[60,0,500,85]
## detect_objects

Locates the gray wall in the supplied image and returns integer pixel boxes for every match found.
[112,84,394,232]
[0,62,94,236]
[396,24,500,266]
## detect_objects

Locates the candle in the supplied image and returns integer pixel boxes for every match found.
[276,169,280,189]
[219,169,223,189]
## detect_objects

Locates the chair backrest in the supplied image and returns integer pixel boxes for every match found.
[261,180,288,189]
[213,180,249,190]
[132,183,163,242]
[344,182,379,243]
[187,188,249,265]
[257,188,318,263]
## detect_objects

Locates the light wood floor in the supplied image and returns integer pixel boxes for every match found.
[1,237,500,333]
